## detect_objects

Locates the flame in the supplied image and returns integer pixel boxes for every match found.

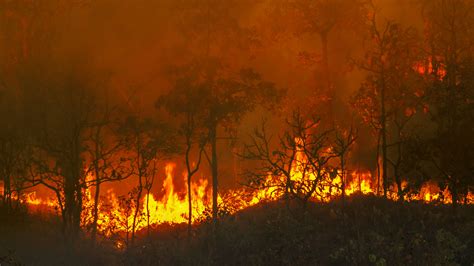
[347,171,373,195]
[414,56,447,79]
[79,163,212,236]
[18,150,473,238]
[20,192,56,207]
[140,164,210,226]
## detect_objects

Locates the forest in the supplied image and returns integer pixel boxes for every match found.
[0,0,473,265]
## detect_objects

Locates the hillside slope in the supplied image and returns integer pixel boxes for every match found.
[1,195,473,265]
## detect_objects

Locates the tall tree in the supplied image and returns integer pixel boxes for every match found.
[28,70,96,240]
[165,58,283,232]
[85,93,132,244]
[0,0,68,212]
[267,0,366,120]
[332,124,357,201]
[0,88,29,211]
[288,0,365,88]
[171,0,283,232]
[418,0,474,206]
[352,3,421,198]
[157,76,207,240]
[120,113,174,246]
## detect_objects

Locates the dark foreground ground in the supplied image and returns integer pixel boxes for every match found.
[1,195,473,265]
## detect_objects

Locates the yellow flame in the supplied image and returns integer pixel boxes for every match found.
[20,149,473,237]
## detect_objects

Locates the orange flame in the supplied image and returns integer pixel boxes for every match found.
[414,56,447,79]
[17,158,473,238]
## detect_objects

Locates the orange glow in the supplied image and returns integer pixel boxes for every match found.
[20,158,473,237]
[20,192,56,207]
[414,56,447,79]
[83,163,212,236]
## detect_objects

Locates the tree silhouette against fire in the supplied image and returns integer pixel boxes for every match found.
[0,0,473,265]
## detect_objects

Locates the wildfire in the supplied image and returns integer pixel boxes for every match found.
[414,56,447,79]
[347,171,373,196]
[79,163,212,236]
[407,182,453,204]
[15,159,474,238]
[17,192,56,207]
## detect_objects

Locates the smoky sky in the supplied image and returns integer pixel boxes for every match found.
[1,0,427,194]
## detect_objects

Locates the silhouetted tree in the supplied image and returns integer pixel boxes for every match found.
[120,113,175,246]
[268,0,366,120]
[0,88,29,211]
[28,71,96,241]
[418,0,474,206]
[332,124,357,201]
[157,77,207,240]
[165,59,283,233]
[172,0,284,232]
[242,109,336,209]
[85,92,132,244]
[0,0,69,212]
[352,3,422,198]
[293,0,365,86]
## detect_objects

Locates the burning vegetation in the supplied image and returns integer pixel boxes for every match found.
[0,0,474,265]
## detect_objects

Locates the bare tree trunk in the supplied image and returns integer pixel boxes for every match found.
[340,155,345,201]
[64,173,75,240]
[210,123,218,233]
[394,141,404,202]
[376,133,381,195]
[131,178,143,246]
[394,169,403,201]
[146,162,156,239]
[184,133,202,241]
[187,171,192,240]
[91,126,102,243]
[146,190,150,238]
[131,132,144,246]
[74,180,83,238]
[285,175,291,211]
[380,69,389,198]
[185,139,193,240]
[91,178,100,243]
[64,164,83,242]
[63,137,84,242]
